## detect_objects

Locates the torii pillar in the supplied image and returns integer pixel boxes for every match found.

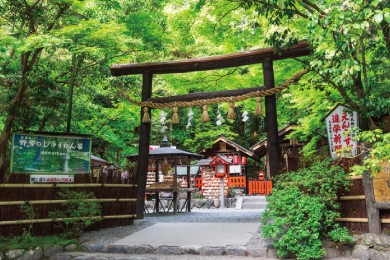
[263,59,281,179]
[136,72,153,219]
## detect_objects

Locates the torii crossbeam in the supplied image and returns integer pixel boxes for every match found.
[110,41,311,219]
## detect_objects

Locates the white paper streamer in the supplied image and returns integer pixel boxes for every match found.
[216,104,224,126]
[186,107,194,129]
[160,110,167,133]
[242,110,249,123]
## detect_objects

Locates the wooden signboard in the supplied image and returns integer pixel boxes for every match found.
[11,132,91,175]
[373,162,390,203]
[324,104,358,158]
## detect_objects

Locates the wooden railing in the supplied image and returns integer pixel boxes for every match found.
[248,180,272,195]
[228,176,246,188]
[196,176,273,195]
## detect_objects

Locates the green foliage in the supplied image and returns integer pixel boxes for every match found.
[228,0,390,149]
[19,203,37,237]
[351,130,390,175]
[0,235,77,251]
[261,160,352,259]
[49,189,102,238]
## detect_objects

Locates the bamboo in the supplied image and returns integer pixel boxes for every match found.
[0,198,137,206]
[0,183,137,188]
[336,218,390,224]
[336,218,368,223]
[338,195,366,200]
[0,214,137,226]
[348,175,363,180]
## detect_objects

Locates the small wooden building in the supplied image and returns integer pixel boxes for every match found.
[251,124,305,178]
[198,135,259,176]
[195,135,259,198]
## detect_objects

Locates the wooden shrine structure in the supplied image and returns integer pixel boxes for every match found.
[110,41,311,218]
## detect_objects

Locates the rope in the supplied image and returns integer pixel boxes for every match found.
[121,69,308,109]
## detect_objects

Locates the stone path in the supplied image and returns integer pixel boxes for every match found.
[51,206,365,259]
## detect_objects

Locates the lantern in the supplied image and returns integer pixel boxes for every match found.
[209,156,229,178]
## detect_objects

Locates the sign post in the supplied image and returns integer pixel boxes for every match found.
[11,132,91,176]
[325,104,358,158]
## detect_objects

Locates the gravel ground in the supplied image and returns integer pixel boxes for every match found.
[80,208,264,246]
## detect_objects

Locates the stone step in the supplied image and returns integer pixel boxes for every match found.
[242,196,267,203]
[51,244,274,259]
[235,196,268,210]
[241,203,267,210]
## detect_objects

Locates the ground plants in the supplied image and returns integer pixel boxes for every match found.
[19,203,37,243]
[261,159,352,260]
[49,189,102,238]
[0,235,77,252]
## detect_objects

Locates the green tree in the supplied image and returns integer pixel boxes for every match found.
[228,0,389,130]
[0,0,169,180]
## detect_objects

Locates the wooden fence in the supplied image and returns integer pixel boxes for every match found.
[195,176,248,189]
[336,175,390,233]
[0,174,137,236]
[248,180,273,195]
[227,176,246,188]
[195,176,273,195]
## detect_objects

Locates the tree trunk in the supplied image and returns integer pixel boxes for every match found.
[0,80,28,182]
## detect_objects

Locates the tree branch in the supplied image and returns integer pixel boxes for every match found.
[301,0,326,16]
[23,0,36,34]
[294,58,360,110]
[46,4,71,31]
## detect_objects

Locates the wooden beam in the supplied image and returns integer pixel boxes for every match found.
[135,72,153,219]
[148,86,265,103]
[110,42,311,76]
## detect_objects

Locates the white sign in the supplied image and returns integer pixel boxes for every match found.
[30,175,74,183]
[325,104,358,158]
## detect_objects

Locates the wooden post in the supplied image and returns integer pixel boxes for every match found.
[220,177,225,208]
[173,158,178,214]
[361,143,381,233]
[155,160,160,213]
[187,159,191,212]
[362,171,381,233]
[262,59,280,179]
[135,72,153,219]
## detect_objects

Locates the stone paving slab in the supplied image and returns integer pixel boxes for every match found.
[110,223,260,249]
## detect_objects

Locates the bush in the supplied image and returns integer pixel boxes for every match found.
[261,159,352,260]
[0,235,77,251]
[49,189,102,238]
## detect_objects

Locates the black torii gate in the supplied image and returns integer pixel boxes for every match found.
[110,42,311,219]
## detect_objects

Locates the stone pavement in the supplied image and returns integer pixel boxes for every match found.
[111,223,259,249]
[51,207,363,259]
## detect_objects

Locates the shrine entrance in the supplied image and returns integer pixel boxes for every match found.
[110,42,311,218]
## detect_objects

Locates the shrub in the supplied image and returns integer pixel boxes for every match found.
[19,203,37,242]
[261,159,352,260]
[49,189,102,238]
